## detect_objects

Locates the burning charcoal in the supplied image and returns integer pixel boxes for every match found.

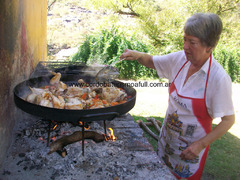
[16,132,22,138]
[18,153,26,157]
[32,129,42,137]
[2,170,11,175]
[50,131,58,137]
[91,122,103,130]
[17,160,24,165]
[50,170,61,180]
[24,129,31,136]
[95,167,103,174]
[29,165,36,170]
[62,122,72,129]
[72,159,77,164]
[70,164,75,170]
[56,148,67,158]
[101,151,108,157]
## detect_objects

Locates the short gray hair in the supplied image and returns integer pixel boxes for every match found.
[184,13,223,50]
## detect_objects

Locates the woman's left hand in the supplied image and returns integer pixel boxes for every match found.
[179,140,205,160]
[180,115,235,160]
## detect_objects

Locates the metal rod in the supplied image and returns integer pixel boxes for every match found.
[104,120,107,135]
[47,120,52,147]
[82,121,85,156]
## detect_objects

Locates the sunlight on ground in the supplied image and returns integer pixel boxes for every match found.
[213,83,240,139]
[128,80,240,139]
[127,79,169,118]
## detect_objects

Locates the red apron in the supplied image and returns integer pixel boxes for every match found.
[158,55,213,179]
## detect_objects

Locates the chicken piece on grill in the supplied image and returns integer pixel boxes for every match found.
[112,90,127,102]
[78,79,86,84]
[38,95,53,108]
[26,88,50,103]
[83,87,91,94]
[26,93,38,104]
[102,87,127,103]
[65,98,84,110]
[42,91,53,100]
[88,91,97,99]
[57,81,67,90]
[65,86,83,98]
[29,87,46,95]
[52,95,65,109]
[25,73,129,109]
[50,72,61,85]
[89,101,104,109]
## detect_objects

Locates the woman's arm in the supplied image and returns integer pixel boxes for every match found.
[180,114,235,160]
[120,49,155,69]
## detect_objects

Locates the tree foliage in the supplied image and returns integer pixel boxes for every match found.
[79,0,240,82]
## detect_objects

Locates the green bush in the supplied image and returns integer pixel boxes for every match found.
[72,27,240,82]
[214,45,240,82]
[71,28,158,79]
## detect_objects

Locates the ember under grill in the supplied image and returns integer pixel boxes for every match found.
[14,61,136,156]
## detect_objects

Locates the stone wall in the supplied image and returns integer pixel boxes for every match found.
[0,0,47,167]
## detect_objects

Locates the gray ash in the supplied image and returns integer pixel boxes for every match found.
[0,113,175,180]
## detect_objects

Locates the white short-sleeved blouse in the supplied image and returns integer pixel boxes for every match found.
[153,50,235,119]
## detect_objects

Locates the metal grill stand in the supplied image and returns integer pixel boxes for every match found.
[46,119,111,156]
[13,61,135,156]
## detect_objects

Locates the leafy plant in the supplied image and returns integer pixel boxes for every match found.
[214,44,240,82]
[71,28,158,79]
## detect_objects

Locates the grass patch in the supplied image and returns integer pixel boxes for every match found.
[132,115,164,151]
[204,124,240,180]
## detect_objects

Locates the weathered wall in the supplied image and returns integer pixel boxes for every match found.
[0,0,47,166]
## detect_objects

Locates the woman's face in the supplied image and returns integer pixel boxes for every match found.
[183,34,211,66]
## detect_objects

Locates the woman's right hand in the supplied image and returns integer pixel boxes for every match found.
[120,49,143,61]
[120,49,155,69]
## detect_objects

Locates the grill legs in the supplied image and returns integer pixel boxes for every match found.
[47,120,52,147]
[82,121,85,156]
[46,120,108,156]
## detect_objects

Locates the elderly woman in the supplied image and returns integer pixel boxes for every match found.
[120,13,235,179]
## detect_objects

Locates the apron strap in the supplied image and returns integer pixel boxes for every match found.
[172,60,188,83]
[204,54,212,99]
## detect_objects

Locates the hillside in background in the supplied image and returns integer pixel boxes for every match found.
[47,0,136,59]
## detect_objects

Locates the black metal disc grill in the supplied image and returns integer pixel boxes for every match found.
[14,61,136,155]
